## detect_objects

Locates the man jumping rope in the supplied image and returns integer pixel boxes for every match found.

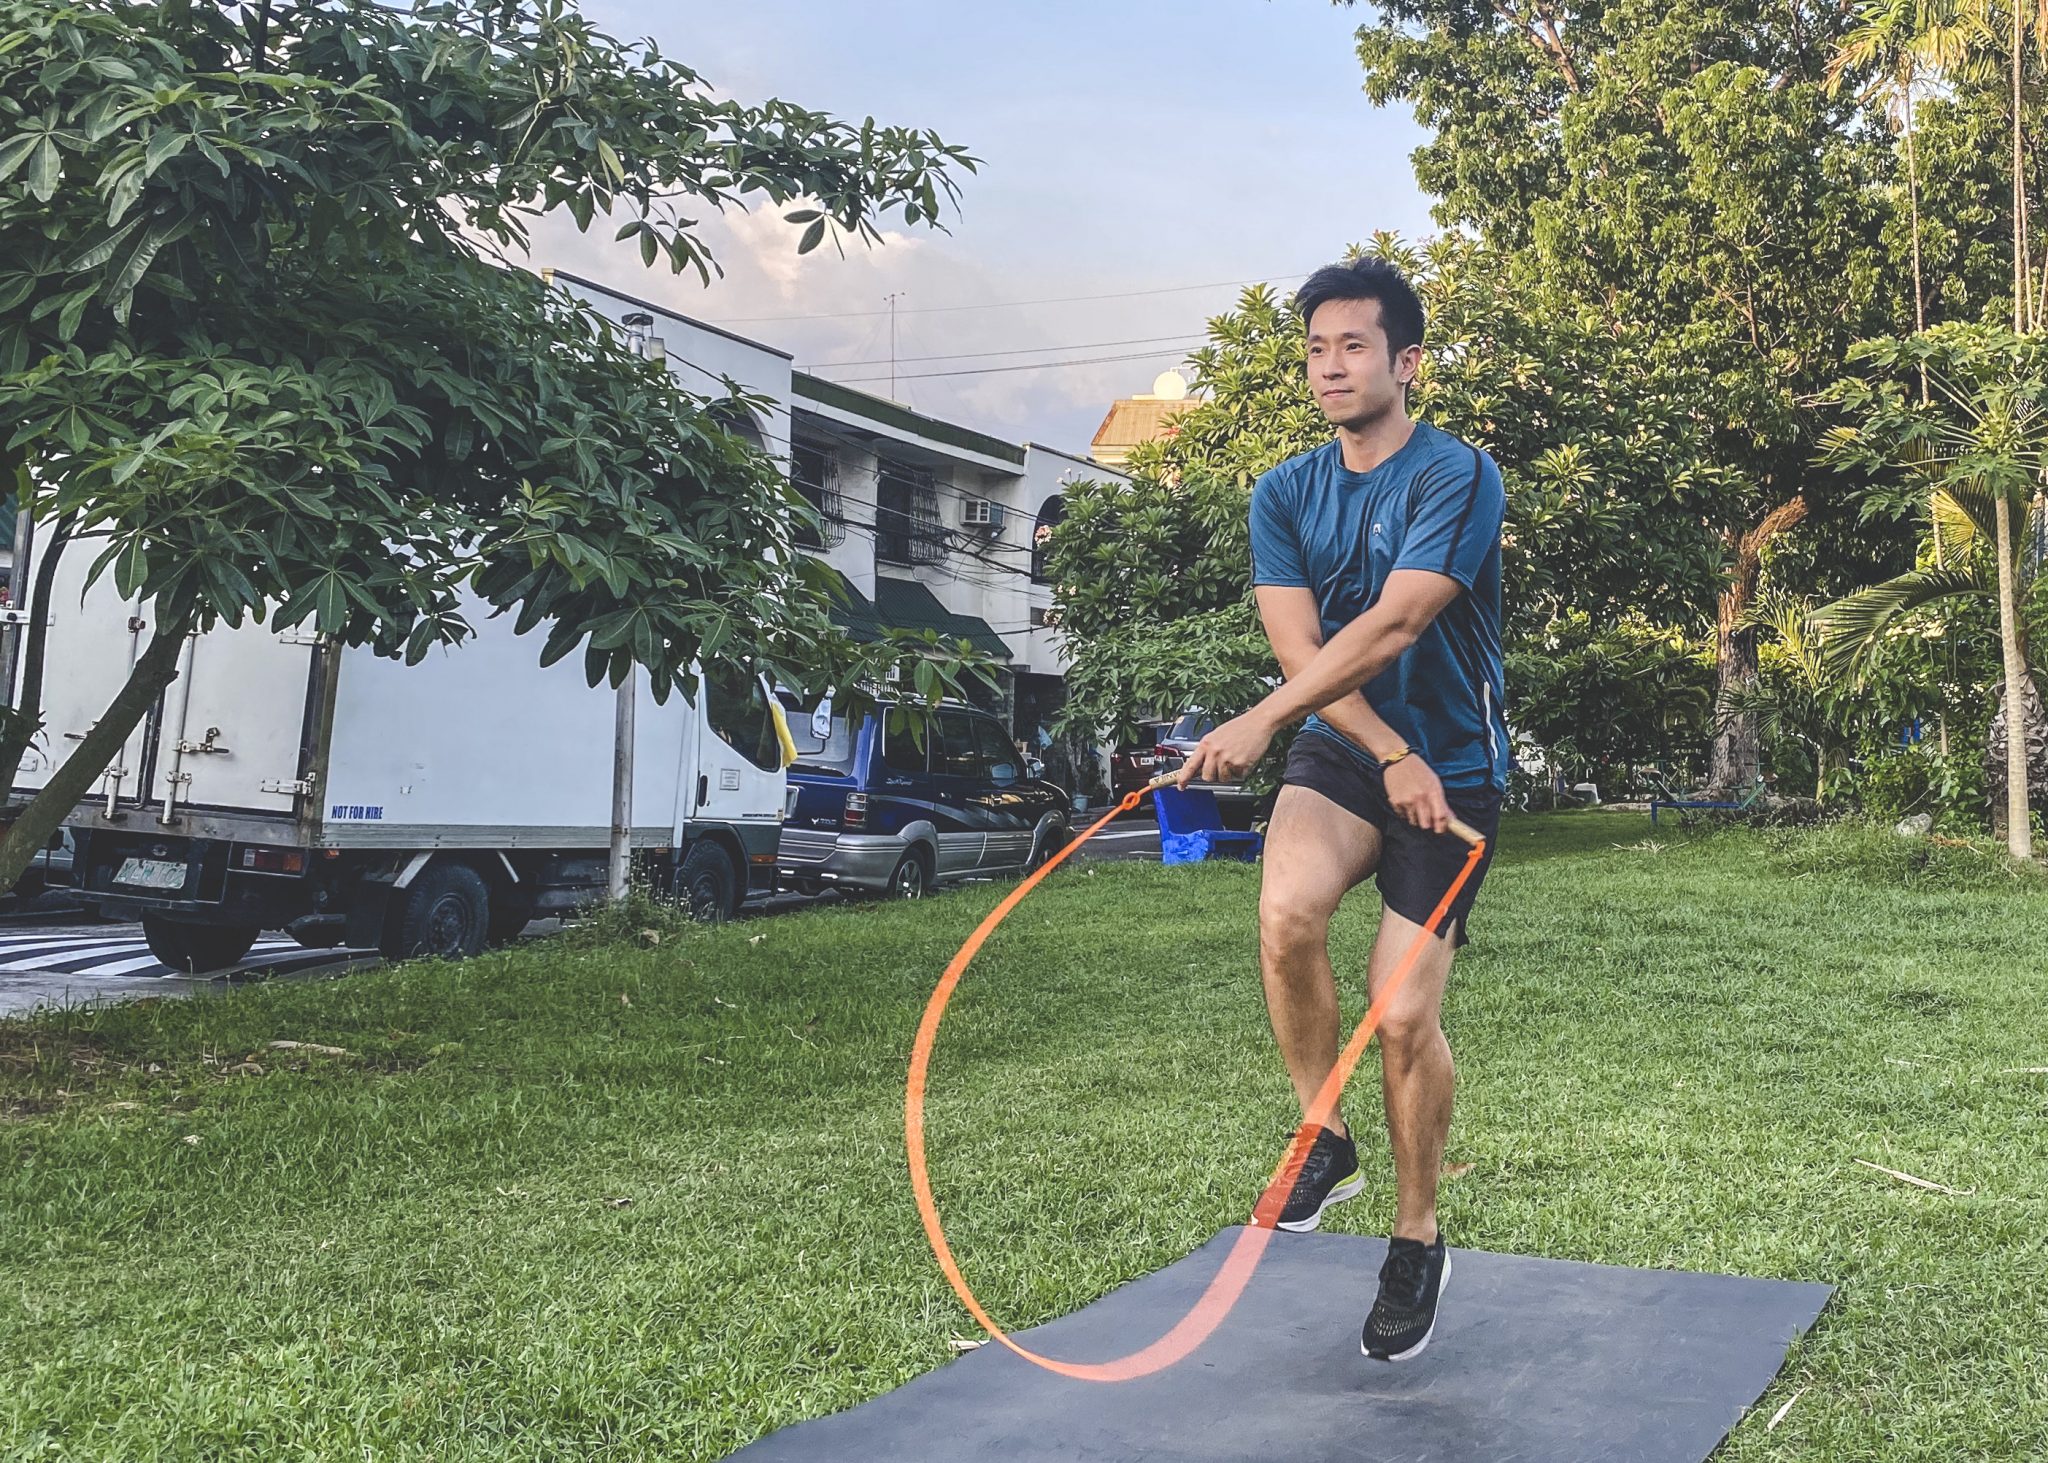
[1176,257,1507,1363]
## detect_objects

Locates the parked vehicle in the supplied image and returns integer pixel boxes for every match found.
[16,529,791,972]
[1110,721,1181,799]
[778,699,1069,898]
[1158,709,1260,829]
[4,826,75,901]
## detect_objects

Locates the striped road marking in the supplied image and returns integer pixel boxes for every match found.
[0,930,376,980]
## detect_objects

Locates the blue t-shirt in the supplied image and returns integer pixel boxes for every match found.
[1249,422,1509,791]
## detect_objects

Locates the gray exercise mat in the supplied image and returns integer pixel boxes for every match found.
[730,1228,1832,1462]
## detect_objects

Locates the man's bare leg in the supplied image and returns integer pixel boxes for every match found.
[1364,908,1458,1241]
[1258,785,1381,1138]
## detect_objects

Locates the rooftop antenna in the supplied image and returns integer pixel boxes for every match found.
[885,292,906,399]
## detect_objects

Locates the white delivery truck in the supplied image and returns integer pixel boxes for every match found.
[15,531,792,971]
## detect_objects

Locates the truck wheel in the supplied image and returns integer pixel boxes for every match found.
[886,848,932,900]
[1026,817,1069,872]
[380,861,490,962]
[679,842,737,923]
[143,913,260,974]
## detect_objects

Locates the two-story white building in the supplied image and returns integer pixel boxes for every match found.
[549,270,1124,793]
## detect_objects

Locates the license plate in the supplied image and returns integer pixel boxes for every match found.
[114,857,187,891]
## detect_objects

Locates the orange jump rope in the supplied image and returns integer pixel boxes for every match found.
[905,772,1487,1383]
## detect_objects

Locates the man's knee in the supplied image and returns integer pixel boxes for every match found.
[1378,1005,1445,1061]
[1259,888,1333,965]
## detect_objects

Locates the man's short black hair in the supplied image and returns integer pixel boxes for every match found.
[1293,257,1426,358]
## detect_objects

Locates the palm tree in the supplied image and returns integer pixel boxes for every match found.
[1909,1,2048,853]
[1726,593,1865,805]
[1827,1,1984,400]
[1816,328,2046,853]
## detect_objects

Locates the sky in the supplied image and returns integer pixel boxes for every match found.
[530,1,1436,454]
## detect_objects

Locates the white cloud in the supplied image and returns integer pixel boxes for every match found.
[524,205,1204,452]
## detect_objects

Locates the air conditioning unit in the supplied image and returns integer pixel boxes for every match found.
[960,497,1005,533]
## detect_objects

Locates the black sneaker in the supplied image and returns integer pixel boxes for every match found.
[1269,1125,1362,1232]
[1361,1234,1449,1362]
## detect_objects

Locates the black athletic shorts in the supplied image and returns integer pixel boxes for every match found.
[1279,730,1502,946]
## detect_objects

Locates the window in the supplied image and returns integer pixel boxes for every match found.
[971,717,1020,785]
[881,715,930,774]
[1031,496,1064,582]
[791,444,842,550]
[933,711,986,779]
[787,695,855,774]
[876,462,943,565]
[703,663,781,774]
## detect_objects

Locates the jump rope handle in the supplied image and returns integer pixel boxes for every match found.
[1150,774,1484,847]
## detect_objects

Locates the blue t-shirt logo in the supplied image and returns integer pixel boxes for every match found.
[1248,422,1509,791]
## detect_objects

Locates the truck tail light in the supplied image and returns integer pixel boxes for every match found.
[844,793,868,829]
[238,846,306,875]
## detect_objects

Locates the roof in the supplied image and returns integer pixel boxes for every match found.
[543,269,795,361]
[1024,441,1130,480]
[1089,396,1200,460]
[825,572,1013,662]
[793,373,1027,467]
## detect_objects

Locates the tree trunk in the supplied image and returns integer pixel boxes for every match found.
[1708,496,1808,795]
[1905,69,1928,402]
[1708,588,1759,794]
[1991,489,2034,857]
[2017,0,2029,335]
[1984,670,2048,841]
[0,514,73,796]
[0,616,191,894]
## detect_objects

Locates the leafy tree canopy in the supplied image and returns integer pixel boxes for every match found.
[1047,234,1737,737]
[0,0,982,887]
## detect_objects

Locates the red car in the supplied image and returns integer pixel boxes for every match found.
[1110,721,1182,798]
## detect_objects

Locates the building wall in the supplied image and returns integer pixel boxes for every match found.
[551,271,795,470]
[785,425,1127,680]
[546,271,1125,787]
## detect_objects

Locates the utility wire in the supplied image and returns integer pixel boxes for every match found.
[820,346,1197,385]
[802,332,1207,370]
[705,271,1310,324]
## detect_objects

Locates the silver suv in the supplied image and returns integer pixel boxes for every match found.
[1157,710,1262,829]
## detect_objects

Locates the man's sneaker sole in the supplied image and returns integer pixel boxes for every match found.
[1362,1250,1450,1362]
[1272,1169,1363,1233]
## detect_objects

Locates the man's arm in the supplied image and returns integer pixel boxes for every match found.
[1255,586,1403,759]
[1179,570,1463,792]
[1259,570,1463,727]
[1256,584,1454,831]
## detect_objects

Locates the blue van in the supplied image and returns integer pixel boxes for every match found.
[778,699,1071,898]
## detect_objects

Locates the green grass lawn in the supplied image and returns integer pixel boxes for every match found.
[4,813,2047,1460]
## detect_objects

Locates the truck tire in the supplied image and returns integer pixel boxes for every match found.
[1026,816,1069,872]
[678,841,737,923]
[380,861,490,962]
[885,847,932,900]
[143,913,259,975]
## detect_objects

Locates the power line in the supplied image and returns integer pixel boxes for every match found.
[802,332,1207,371]
[819,346,1197,385]
[704,271,1311,325]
